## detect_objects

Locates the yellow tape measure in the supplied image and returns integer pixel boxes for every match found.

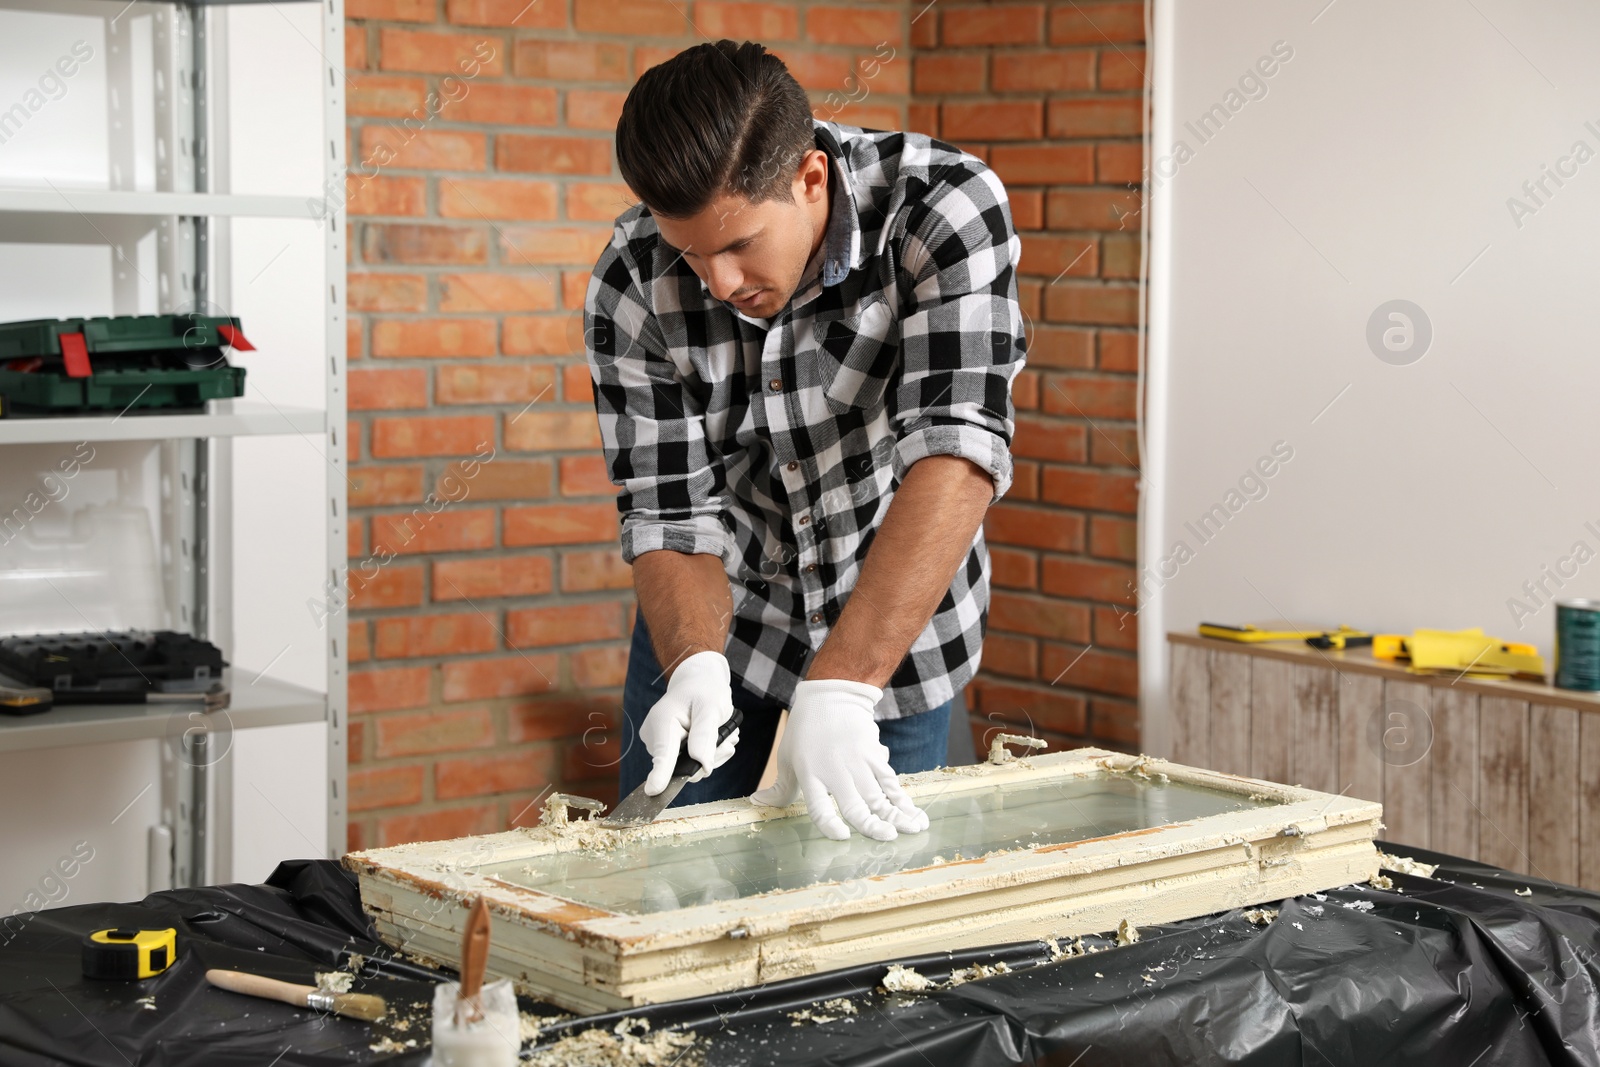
[82,928,177,980]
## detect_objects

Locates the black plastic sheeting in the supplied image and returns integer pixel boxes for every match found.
[2,847,1599,1066]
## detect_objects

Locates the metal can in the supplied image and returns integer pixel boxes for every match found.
[1555,599,1600,691]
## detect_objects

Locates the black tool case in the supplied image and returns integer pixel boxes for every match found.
[0,630,228,711]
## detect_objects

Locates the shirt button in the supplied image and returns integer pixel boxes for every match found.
[810,612,823,624]
[805,564,816,573]
[786,461,798,472]
[798,516,810,525]
[769,378,782,392]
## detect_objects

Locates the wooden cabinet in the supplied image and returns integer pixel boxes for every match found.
[1169,633,1600,889]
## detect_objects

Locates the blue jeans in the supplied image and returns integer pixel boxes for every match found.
[618,614,951,807]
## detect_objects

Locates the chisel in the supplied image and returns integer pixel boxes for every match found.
[600,708,743,827]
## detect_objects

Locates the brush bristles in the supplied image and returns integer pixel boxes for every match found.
[331,992,387,1022]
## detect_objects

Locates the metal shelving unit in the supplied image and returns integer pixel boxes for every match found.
[0,0,346,891]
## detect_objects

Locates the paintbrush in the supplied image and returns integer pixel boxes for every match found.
[456,895,491,1025]
[205,968,386,1022]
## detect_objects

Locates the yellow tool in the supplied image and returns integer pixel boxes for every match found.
[1373,628,1545,681]
[82,928,177,980]
[1198,622,1328,643]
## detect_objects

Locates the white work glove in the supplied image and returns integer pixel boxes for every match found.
[750,679,929,841]
[640,650,739,795]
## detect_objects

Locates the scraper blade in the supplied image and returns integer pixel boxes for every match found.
[600,708,742,827]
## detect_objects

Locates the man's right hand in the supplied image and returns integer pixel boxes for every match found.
[640,650,739,795]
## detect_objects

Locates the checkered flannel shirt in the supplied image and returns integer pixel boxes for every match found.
[585,119,1025,719]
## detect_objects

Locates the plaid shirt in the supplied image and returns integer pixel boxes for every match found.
[585,119,1025,719]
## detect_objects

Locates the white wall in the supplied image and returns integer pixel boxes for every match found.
[1142,0,1600,754]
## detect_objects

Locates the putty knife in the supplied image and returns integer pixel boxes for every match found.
[601,708,743,826]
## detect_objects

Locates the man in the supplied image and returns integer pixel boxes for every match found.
[584,39,1025,842]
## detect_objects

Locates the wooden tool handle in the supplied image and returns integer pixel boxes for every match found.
[206,968,312,1009]
[459,896,491,1003]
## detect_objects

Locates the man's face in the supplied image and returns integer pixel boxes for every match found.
[652,148,831,320]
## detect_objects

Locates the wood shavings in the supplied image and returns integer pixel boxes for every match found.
[1116,919,1140,945]
[521,1012,575,1044]
[1046,936,1093,961]
[519,793,645,854]
[1242,908,1278,925]
[135,996,156,1011]
[1342,900,1375,912]
[314,971,354,993]
[1515,887,1533,897]
[368,1036,417,1053]
[1378,852,1439,878]
[881,964,935,993]
[988,733,1047,764]
[526,1017,701,1067]
[946,961,1011,987]
[1141,972,1155,984]
[787,998,858,1026]
[1369,873,1395,891]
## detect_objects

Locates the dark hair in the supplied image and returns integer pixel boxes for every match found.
[615,40,816,219]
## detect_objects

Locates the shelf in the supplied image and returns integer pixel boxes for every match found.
[0,669,326,755]
[0,189,327,220]
[0,399,325,445]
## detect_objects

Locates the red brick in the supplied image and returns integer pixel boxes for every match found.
[989,546,1037,590]
[348,0,433,20]
[990,144,1094,187]
[347,26,369,70]
[360,127,486,170]
[513,39,629,81]
[857,50,909,96]
[350,563,424,610]
[986,503,1084,553]
[1093,604,1139,651]
[806,5,905,46]
[975,679,1086,736]
[1041,374,1137,419]
[1016,368,1043,409]
[1049,2,1144,44]
[349,367,427,411]
[1089,697,1140,744]
[504,503,619,547]
[434,556,555,600]
[1039,557,1137,604]
[911,7,938,48]
[570,645,629,688]
[1099,331,1139,371]
[563,363,594,403]
[561,548,632,592]
[693,0,799,38]
[945,4,1044,45]
[374,708,495,758]
[983,633,1038,679]
[438,177,558,220]
[371,508,497,555]
[566,182,637,222]
[559,454,615,496]
[508,696,617,742]
[1042,643,1138,697]
[826,103,904,133]
[372,415,495,458]
[507,603,623,648]
[436,272,555,313]
[349,516,365,557]
[941,100,1043,141]
[562,270,592,309]
[440,654,559,701]
[349,666,432,713]
[497,134,614,176]
[1010,459,1040,500]
[435,364,557,406]
[437,749,559,799]
[363,224,488,265]
[348,273,427,313]
[348,318,365,360]
[1020,234,1097,279]
[499,226,611,267]
[988,592,1091,642]
[349,765,424,812]
[574,0,686,33]
[1045,188,1141,231]
[1101,233,1140,279]
[566,89,627,131]
[377,28,505,76]
[377,805,501,847]
[1096,143,1143,185]
[1042,283,1140,326]
[1090,424,1140,468]
[446,0,567,28]
[346,175,426,216]
[501,315,579,356]
[1011,188,1043,229]
[1099,47,1147,91]
[349,622,371,665]
[772,48,853,92]
[347,75,428,118]
[1089,515,1137,561]
[374,612,499,658]
[635,45,686,74]
[565,731,622,780]
[1047,98,1143,138]
[1039,467,1138,512]
[438,459,554,501]
[1012,415,1087,463]
[913,53,986,95]
[992,49,1093,91]
[1028,326,1094,370]
[349,466,425,508]
[372,318,496,358]
[505,410,602,451]
[447,84,559,126]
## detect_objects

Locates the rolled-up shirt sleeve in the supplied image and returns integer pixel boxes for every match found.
[586,236,732,564]
[890,163,1025,503]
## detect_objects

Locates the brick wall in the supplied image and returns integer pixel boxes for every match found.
[341,0,912,850]
[906,2,1146,758]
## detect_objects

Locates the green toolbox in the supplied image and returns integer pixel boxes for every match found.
[0,314,253,417]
